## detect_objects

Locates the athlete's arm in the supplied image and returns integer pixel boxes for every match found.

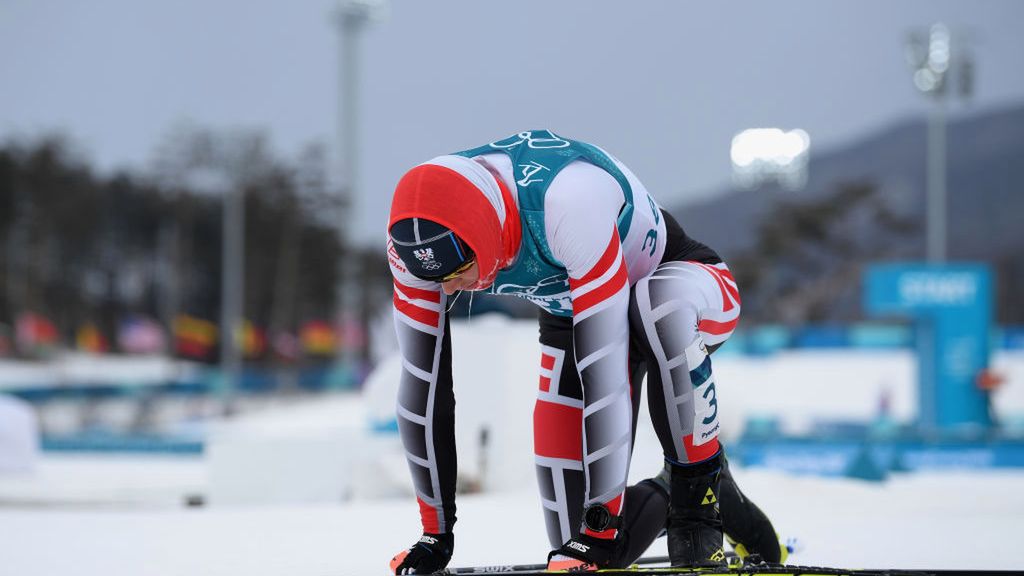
[388,239,458,535]
[545,165,633,542]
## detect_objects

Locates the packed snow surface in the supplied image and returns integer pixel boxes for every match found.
[0,455,1021,575]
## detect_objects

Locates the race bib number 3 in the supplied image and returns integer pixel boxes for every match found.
[684,340,720,446]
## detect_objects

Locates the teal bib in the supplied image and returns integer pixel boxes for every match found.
[454,130,635,317]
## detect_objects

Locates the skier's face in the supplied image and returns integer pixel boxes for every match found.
[440,261,479,295]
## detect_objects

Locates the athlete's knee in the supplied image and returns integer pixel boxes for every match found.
[629,276,701,335]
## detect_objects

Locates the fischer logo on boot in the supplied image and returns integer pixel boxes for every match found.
[701,487,717,505]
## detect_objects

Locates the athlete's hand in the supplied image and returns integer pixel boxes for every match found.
[389,532,454,575]
[547,534,618,571]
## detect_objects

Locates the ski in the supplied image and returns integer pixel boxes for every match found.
[438,566,832,576]
[437,561,1018,576]
[436,542,1016,576]
[442,536,804,575]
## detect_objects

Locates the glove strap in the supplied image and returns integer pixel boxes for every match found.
[549,533,617,568]
[417,532,453,555]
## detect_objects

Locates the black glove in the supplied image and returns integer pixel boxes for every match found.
[389,532,454,575]
[547,533,618,571]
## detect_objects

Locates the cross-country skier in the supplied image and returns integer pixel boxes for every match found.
[386,130,785,574]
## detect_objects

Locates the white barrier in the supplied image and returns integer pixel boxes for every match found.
[0,394,39,473]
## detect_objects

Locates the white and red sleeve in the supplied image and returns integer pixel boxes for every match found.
[388,239,458,534]
[544,163,633,540]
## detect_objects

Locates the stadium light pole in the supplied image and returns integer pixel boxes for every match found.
[905,24,973,264]
[185,167,242,416]
[332,0,386,381]
[220,178,244,414]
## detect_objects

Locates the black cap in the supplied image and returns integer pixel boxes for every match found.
[389,218,474,281]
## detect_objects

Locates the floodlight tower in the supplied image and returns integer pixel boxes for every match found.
[221,175,243,414]
[333,0,387,379]
[905,24,974,263]
[184,167,241,416]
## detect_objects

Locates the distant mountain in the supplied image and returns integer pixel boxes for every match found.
[669,103,1024,322]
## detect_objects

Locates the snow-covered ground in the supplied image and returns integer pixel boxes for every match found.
[0,454,1021,575]
[2,316,1024,575]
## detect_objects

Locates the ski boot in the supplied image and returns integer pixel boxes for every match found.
[667,452,726,567]
[719,452,788,564]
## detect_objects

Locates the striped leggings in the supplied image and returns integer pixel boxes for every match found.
[534,261,740,548]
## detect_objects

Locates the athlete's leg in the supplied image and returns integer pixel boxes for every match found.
[631,262,738,462]
[629,261,740,566]
[630,261,784,564]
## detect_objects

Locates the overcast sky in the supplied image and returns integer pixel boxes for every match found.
[2,1,1023,244]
